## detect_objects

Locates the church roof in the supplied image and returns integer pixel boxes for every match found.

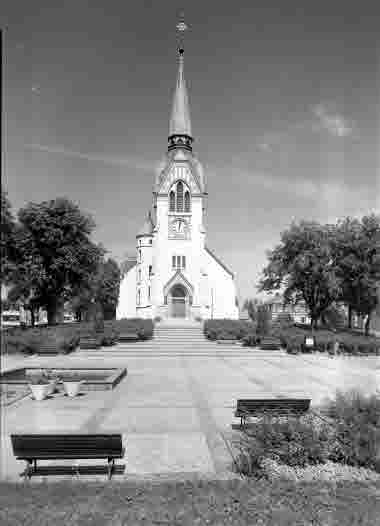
[137,213,154,237]
[169,51,192,138]
[205,246,235,278]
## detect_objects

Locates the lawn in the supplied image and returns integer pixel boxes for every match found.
[0,478,379,525]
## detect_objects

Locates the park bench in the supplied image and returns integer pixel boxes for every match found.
[235,398,311,427]
[259,337,282,350]
[11,434,125,480]
[118,331,139,343]
[36,342,66,355]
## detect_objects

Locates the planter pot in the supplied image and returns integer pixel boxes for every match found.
[63,381,84,398]
[46,380,58,395]
[29,384,50,401]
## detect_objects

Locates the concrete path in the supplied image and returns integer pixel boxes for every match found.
[1,348,379,482]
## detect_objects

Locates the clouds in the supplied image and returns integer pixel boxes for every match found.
[24,143,155,172]
[311,103,353,137]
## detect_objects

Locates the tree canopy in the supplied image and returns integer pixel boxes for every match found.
[259,215,380,334]
[9,197,105,324]
[259,221,340,329]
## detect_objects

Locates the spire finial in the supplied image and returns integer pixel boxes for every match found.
[176,11,188,56]
[168,11,193,152]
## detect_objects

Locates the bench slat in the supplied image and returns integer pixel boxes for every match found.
[235,398,310,418]
[11,434,123,457]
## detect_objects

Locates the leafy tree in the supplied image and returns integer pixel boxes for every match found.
[242,298,259,322]
[256,304,271,335]
[11,198,104,324]
[1,187,16,283]
[97,258,121,320]
[70,258,121,321]
[333,214,380,335]
[259,221,340,329]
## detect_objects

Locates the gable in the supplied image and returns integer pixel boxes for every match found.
[158,162,201,194]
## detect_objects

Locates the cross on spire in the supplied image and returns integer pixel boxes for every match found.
[168,13,193,151]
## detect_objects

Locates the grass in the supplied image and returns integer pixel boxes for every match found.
[0,478,379,525]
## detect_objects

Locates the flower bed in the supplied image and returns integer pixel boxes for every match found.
[233,390,380,479]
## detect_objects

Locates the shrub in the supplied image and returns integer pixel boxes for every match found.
[26,370,50,385]
[115,318,154,340]
[233,390,380,477]
[323,390,380,472]
[242,332,258,347]
[234,415,332,476]
[2,326,80,354]
[203,320,253,341]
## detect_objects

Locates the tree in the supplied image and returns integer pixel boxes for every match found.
[242,298,259,322]
[333,214,380,335]
[97,258,121,320]
[258,221,340,329]
[11,198,104,324]
[256,304,271,335]
[1,187,16,283]
[69,258,121,321]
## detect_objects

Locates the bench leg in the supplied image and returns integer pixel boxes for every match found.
[24,460,33,481]
[107,458,114,480]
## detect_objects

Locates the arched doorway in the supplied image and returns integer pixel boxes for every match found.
[170,284,187,318]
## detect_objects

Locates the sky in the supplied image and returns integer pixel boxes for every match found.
[2,0,380,303]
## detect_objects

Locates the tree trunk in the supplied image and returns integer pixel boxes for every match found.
[348,305,352,329]
[30,309,35,327]
[311,317,318,330]
[364,313,371,336]
[47,298,65,325]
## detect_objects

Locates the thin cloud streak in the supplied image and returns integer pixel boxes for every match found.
[311,103,353,137]
[24,143,155,172]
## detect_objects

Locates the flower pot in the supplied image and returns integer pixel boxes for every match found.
[46,380,58,395]
[29,384,50,401]
[63,381,84,397]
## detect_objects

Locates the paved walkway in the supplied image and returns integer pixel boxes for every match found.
[1,349,379,482]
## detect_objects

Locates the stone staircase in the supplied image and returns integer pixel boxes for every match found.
[75,320,286,358]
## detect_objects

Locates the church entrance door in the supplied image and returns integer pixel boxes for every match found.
[170,285,187,318]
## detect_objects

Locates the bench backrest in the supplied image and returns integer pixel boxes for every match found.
[236,398,310,415]
[11,434,123,457]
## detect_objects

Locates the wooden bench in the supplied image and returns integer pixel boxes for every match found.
[118,331,139,343]
[36,343,66,355]
[235,398,311,427]
[259,337,282,350]
[11,434,125,480]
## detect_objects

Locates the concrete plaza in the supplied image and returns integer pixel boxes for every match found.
[1,348,379,482]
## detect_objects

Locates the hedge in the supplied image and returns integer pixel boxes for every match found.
[2,318,154,354]
[204,319,255,341]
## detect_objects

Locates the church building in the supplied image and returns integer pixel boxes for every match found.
[117,29,239,320]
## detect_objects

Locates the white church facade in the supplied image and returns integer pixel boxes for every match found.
[117,37,239,321]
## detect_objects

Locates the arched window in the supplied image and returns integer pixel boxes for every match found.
[184,191,191,212]
[169,191,175,212]
[176,182,183,212]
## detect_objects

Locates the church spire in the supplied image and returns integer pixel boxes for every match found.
[168,16,193,152]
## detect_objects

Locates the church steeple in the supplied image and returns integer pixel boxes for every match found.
[168,17,193,152]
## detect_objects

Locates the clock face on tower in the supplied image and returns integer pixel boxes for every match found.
[169,217,190,239]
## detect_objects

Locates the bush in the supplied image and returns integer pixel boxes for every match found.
[204,320,254,341]
[234,415,332,476]
[242,332,258,347]
[233,390,380,477]
[323,390,380,472]
[114,318,154,340]
[2,327,80,354]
